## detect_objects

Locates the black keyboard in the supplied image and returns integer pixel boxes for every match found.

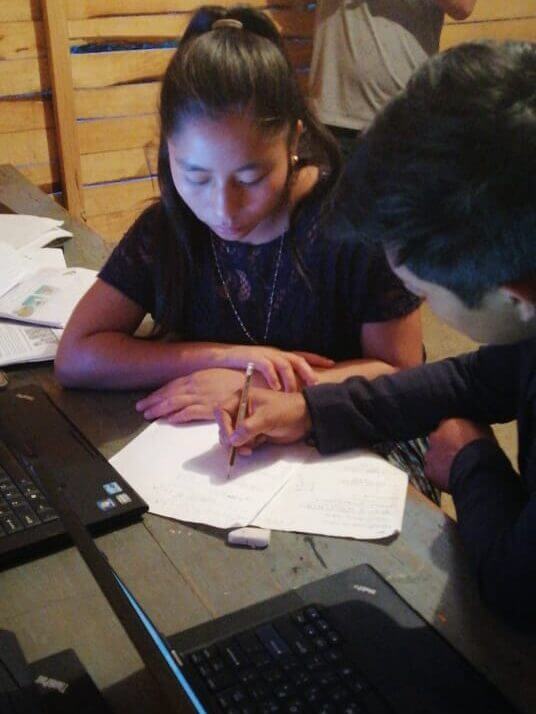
[184,606,390,714]
[0,460,58,538]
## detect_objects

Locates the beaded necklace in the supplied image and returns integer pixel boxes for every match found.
[210,231,285,345]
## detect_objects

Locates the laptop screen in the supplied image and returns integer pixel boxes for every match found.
[112,570,206,713]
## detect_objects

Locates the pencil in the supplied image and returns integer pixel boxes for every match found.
[227,362,255,479]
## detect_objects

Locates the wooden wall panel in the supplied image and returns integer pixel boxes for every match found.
[0,127,56,165]
[66,0,275,20]
[74,83,160,120]
[77,115,158,155]
[81,146,158,185]
[445,1,536,23]
[0,1,41,22]
[87,209,148,245]
[83,177,157,217]
[442,19,536,49]
[0,21,45,59]
[0,98,52,132]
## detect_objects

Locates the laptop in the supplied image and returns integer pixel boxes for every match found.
[0,385,147,568]
[28,417,520,713]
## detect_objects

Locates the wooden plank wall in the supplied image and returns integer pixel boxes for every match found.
[0,0,534,245]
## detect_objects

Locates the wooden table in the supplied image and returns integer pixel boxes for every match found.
[0,165,534,713]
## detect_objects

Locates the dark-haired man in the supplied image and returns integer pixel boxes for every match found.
[216,40,536,628]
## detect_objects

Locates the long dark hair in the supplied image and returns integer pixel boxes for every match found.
[153,4,342,335]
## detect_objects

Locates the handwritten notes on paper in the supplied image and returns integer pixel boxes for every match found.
[111,421,408,539]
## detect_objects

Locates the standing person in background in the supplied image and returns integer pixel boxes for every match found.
[309,0,476,158]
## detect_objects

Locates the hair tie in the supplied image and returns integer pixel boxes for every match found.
[212,18,244,30]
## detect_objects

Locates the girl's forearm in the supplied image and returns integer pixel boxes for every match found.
[55,333,234,390]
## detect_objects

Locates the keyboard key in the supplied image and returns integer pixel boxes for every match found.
[261,665,284,684]
[292,612,307,626]
[340,704,365,714]
[0,512,23,534]
[304,653,325,671]
[316,619,330,633]
[237,632,264,654]
[256,624,290,658]
[289,668,311,687]
[205,669,236,692]
[318,670,338,689]
[304,607,322,621]
[34,503,58,522]
[324,649,343,664]
[274,619,311,657]
[249,681,270,701]
[327,631,341,646]
[10,502,40,528]
[273,682,294,700]
[223,641,247,669]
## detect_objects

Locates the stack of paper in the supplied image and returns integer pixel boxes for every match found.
[111,422,408,540]
[0,214,96,367]
[0,214,71,254]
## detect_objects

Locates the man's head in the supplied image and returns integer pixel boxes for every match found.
[365,40,536,344]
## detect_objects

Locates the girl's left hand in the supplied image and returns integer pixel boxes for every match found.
[136,368,265,423]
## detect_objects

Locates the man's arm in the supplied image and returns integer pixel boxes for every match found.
[449,438,536,628]
[305,341,523,455]
[433,0,476,21]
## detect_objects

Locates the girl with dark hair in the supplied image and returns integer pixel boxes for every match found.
[55,5,423,430]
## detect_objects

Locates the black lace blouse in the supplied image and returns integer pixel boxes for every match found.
[99,158,421,361]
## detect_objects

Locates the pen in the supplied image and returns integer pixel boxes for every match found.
[227,362,255,479]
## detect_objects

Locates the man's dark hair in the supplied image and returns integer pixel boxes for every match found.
[364,40,536,307]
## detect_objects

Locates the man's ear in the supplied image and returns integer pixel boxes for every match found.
[500,280,536,322]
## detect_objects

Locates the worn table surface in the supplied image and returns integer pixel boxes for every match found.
[0,165,534,713]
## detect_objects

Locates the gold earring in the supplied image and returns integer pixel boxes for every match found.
[291,154,299,168]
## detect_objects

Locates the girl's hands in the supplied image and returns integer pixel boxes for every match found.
[136,369,253,423]
[216,346,334,392]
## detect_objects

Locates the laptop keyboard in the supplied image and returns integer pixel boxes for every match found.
[0,460,58,537]
[186,605,390,714]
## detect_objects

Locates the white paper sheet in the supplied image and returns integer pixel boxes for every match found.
[253,451,407,539]
[0,320,60,366]
[0,244,29,299]
[0,214,71,251]
[111,421,308,529]
[0,267,96,328]
[111,421,408,539]
[21,247,67,270]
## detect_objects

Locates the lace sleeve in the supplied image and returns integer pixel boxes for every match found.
[98,205,159,316]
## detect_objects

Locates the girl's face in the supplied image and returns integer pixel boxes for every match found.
[168,112,300,244]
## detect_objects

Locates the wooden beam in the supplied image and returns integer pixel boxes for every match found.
[40,0,85,220]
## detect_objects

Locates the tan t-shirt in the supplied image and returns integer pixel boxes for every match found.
[309,0,444,130]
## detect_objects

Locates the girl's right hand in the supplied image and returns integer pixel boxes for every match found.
[216,346,334,392]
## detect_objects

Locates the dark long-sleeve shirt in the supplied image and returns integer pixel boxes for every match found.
[304,338,536,628]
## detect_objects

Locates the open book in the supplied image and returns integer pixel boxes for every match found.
[0,321,62,367]
[111,421,408,540]
[0,267,97,328]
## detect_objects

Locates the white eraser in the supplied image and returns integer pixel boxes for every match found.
[227,527,271,549]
